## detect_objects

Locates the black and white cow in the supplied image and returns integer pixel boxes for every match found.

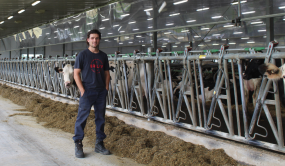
[55,64,75,88]
[241,61,285,107]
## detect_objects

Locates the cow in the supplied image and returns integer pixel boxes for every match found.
[240,61,285,108]
[242,59,264,106]
[55,64,75,88]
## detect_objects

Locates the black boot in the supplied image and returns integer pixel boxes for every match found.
[75,140,84,158]
[95,139,111,155]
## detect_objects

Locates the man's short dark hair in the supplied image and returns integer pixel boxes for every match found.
[86,29,101,46]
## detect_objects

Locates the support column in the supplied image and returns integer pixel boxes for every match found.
[9,51,11,60]
[266,0,274,43]
[27,48,29,60]
[63,44,65,56]
[34,47,36,58]
[43,46,46,58]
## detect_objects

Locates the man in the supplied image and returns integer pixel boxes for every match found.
[73,29,111,158]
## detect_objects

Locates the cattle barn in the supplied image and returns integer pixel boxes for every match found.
[1,0,285,165]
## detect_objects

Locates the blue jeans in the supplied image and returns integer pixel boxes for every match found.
[73,89,108,142]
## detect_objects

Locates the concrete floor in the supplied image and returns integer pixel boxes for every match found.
[0,95,144,166]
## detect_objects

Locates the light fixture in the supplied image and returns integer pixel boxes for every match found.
[231,1,247,5]
[163,39,169,40]
[198,44,204,46]
[166,23,174,26]
[108,33,113,34]
[113,24,119,27]
[128,21,136,24]
[278,6,285,9]
[78,32,82,33]
[54,31,58,33]
[229,43,236,44]
[69,33,73,35]
[211,16,222,19]
[32,1,41,6]
[87,23,92,25]
[258,30,266,32]
[164,32,171,34]
[48,38,51,39]
[18,9,25,14]
[148,26,153,28]
[233,32,243,34]
[212,34,220,36]
[104,39,109,41]
[119,43,123,44]
[241,37,249,39]
[222,39,227,41]
[99,27,105,29]
[129,42,133,43]
[174,0,188,5]
[169,13,180,16]
[0,21,4,24]
[163,43,168,45]
[8,16,13,19]
[133,29,139,31]
[187,20,196,23]
[121,14,130,17]
[181,30,189,32]
[147,18,153,20]
[75,19,80,21]
[162,46,167,47]
[197,7,209,11]
[102,18,109,21]
[144,8,153,11]
[65,28,68,30]
[263,36,267,38]
[247,41,255,43]
[194,36,200,38]
[223,25,234,27]
[251,21,263,24]
[54,37,57,38]
[283,18,285,21]
[175,42,180,44]
[178,37,184,39]
[125,36,129,39]
[119,31,125,33]
[142,45,146,46]
[136,35,142,37]
[74,26,79,28]
[205,40,211,42]
[242,11,255,14]
[212,44,219,45]
[201,28,209,30]
[173,46,178,47]
[46,33,50,35]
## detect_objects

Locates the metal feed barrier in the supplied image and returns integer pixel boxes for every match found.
[1,42,285,153]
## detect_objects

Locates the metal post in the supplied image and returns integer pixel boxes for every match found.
[238,59,249,138]
[266,0,274,43]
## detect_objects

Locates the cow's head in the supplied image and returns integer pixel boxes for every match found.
[258,63,283,80]
[243,59,264,80]
[55,64,74,88]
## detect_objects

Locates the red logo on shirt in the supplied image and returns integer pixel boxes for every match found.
[90,59,103,73]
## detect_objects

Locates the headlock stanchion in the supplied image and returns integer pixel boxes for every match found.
[249,41,284,148]
[1,42,285,153]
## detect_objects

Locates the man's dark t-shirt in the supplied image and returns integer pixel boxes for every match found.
[74,49,109,90]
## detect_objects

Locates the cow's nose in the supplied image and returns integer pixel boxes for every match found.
[65,82,71,87]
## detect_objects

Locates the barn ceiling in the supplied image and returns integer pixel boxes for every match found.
[0,0,117,39]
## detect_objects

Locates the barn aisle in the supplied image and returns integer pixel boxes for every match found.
[0,95,143,166]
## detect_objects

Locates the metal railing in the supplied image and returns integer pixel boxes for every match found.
[1,42,285,153]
